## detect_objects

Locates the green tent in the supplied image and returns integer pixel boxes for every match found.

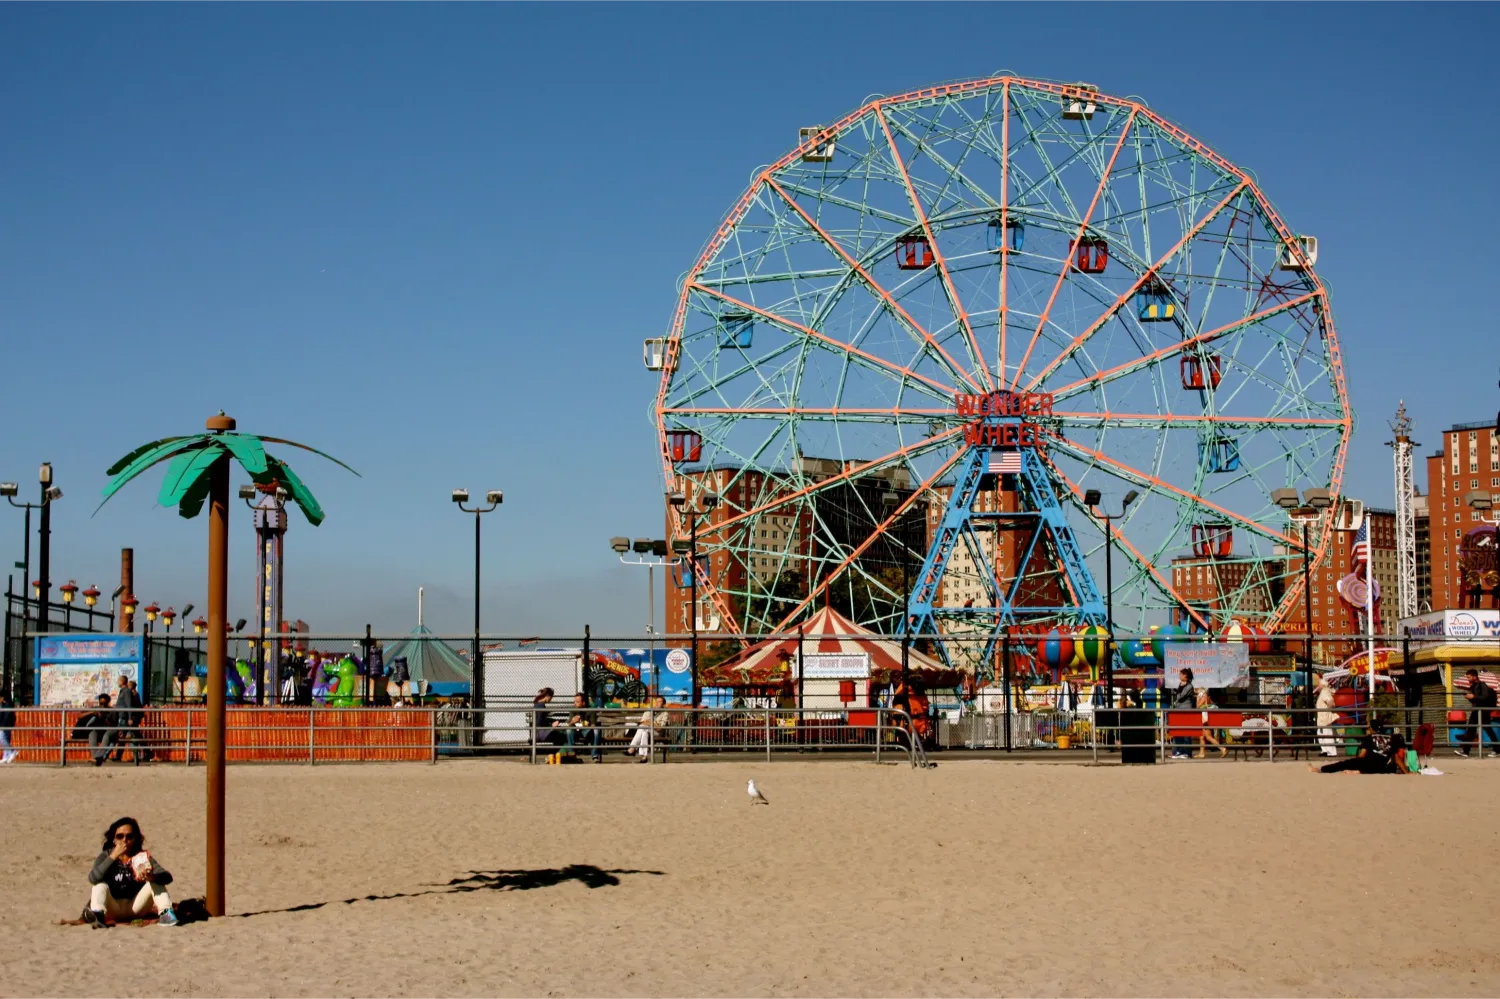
[383,623,472,693]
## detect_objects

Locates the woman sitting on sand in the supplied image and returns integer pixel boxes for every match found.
[1309,729,1414,775]
[84,817,181,927]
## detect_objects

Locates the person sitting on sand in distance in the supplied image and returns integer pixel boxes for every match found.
[85,817,181,927]
[1309,727,1414,775]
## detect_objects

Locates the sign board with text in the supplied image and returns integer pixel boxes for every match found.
[797,653,871,680]
[34,634,145,706]
[1163,641,1248,690]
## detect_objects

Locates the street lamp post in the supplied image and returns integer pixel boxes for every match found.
[143,603,160,686]
[1273,486,1333,712]
[1084,488,1138,708]
[668,490,718,712]
[610,537,678,700]
[82,585,100,631]
[60,580,78,630]
[453,488,502,745]
[2,468,62,704]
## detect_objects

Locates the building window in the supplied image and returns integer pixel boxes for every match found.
[1474,479,1481,489]
[1454,480,1460,492]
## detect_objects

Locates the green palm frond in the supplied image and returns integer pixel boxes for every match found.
[158,445,226,509]
[176,465,216,519]
[253,437,360,477]
[255,457,325,526]
[218,434,269,477]
[105,436,194,477]
[99,436,208,508]
[103,423,354,524]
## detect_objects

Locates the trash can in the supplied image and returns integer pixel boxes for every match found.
[1098,709,1157,764]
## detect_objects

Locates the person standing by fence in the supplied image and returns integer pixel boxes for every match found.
[1170,669,1196,759]
[1456,670,1499,759]
[0,693,16,764]
[1315,675,1339,757]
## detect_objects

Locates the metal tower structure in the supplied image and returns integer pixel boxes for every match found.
[1388,402,1418,622]
[253,486,288,702]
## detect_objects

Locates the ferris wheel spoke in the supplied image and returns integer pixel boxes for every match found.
[693,427,965,542]
[876,105,994,391]
[767,447,968,633]
[1009,109,1138,390]
[1007,94,1085,222]
[665,407,951,420]
[769,179,916,229]
[1042,454,1211,631]
[687,282,957,401]
[1022,180,1251,393]
[1054,411,1348,431]
[882,103,1002,215]
[1045,433,1297,548]
[1049,290,1317,403]
[763,176,984,393]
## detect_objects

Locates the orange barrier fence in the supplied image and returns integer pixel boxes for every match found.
[7,707,435,765]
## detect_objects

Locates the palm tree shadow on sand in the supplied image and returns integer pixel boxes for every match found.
[233,865,664,918]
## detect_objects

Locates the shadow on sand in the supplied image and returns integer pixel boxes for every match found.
[232,865,664,918]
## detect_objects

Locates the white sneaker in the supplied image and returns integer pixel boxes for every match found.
[1486,751,1500,759]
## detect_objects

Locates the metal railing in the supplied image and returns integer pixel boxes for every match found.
[0,704,930,768]
[519,706,928,768]
[1088,704,1486,765]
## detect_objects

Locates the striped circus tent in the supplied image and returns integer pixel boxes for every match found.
[700,606,951,687]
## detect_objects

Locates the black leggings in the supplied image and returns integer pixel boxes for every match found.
[1319,754,1394,774]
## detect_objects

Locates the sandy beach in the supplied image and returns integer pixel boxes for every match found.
[2,757,1498,997]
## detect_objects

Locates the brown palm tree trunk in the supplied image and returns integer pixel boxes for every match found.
[206,450,229,916]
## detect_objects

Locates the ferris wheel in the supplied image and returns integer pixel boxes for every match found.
[647,74,1351,668]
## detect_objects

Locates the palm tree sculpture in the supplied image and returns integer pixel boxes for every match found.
[101,412,355,917]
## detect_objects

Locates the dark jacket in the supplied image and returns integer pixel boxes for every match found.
[1171,683,1196,709]
[1469,683,1497,710]
[88,851,172,900]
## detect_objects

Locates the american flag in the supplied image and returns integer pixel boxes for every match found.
[1349,514,1370,571]
[988,450,1022,474]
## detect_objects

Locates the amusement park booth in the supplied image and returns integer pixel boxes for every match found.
[699,606,967,711]
[1395,609,1500,748]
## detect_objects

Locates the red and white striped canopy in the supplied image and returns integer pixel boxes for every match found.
[702,606,948,687]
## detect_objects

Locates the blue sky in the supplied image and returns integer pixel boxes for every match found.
[1,3,1495,639]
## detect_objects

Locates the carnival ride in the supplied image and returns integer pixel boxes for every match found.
[649,75,1351,677]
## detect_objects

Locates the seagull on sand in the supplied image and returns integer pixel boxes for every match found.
[747,779,769,805]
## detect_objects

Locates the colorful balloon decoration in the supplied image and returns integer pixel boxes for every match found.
[1074,625,1110,679]
[1150,623,1186,663]
[1221,619,1273,654]
[1120,637,1157,667]
[1040,630,1075,674]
